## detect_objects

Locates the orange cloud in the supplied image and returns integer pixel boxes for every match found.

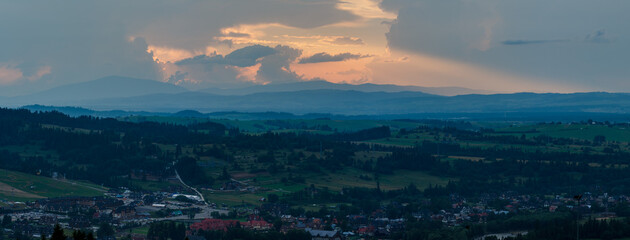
[292,58,372,84]
[26,66,52,81]
[0,64,23,85]
[336,0,397,20]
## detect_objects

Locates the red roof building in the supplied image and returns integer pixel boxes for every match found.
[190,219,239,232]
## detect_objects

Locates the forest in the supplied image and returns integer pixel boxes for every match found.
[3,108,630,239]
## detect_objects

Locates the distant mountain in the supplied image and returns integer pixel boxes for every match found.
[7,76,630,119]
[82,90,439,113]
[70,90,630,116]
[200,80,495,96]
[6,76,187,107]
[20,105,171,118]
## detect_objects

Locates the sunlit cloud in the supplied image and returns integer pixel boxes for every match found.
[0,63,52,85]
[299,52,371,64]
[148,46,196,63]
[336,0,397,20]
[0,64,23,85]
[26,65,52,81]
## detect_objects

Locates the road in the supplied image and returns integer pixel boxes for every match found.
[174,169,206,205]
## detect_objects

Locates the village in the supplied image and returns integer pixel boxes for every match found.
[1,187,626,240]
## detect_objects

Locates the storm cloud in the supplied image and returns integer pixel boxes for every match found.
[379,0,630,91]
[173,44,303,87]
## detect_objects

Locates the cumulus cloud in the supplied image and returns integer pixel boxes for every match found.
[175,45,277,72]
[171,44,303,88]
[256,45,304,84]
[299,52,370,64]
[166,71,189,85]
[224,45,277,67]
[0,0,359,95]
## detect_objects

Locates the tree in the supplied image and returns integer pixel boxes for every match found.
[273,219,283,232]
[267,193,279,203]
[1,215,11,227]
[220,166,231,180]
[285,230,312,240]
[87,232,95,240]
[72,230,87,240]
[594,135,607,145]
[51,225,66,240]
[97,223,115,238]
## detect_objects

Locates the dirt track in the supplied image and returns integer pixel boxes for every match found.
[0,181,44,199]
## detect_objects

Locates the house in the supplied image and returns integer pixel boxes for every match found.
[69,215,90,228]
[190,219,239,232]
[113,206,136,219]
[242,220,272,230]
[305,228,343,240]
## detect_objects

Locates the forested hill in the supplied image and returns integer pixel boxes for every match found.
[5,106,630,198]
[0,108,225,187]
[0,108,391,188]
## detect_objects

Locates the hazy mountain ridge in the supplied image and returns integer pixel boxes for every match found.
[46,90,630,116]
[5,76,630,116]
[201,80,495,96]
[4,76,188,107]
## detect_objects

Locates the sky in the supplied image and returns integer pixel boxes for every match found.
[0,0,628,96]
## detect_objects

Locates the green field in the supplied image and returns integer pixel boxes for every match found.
[201,167,451,207]
[0,169,108,202]
[203,191,267,207]
[496,123,630,142]
[305,168,452,191]
[119,116,429,133]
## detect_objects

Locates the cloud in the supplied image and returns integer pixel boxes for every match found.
[379,0,630,92]
[166,71,189,85]
[0,2,161,95]
[382,0,501,58]
[299,52,370,64]
[256,45,304,84]
[337,0,397,20]
[26,66,52,81]
[225,45,277,67]
[0,64,23,85]
[327,36,365,45]
[337,69,363,75]
[502,39,568,45]
[0,0,360,95]
[0,63,52,85]
[585,29,611,43]
[137,1,359,49]
[224,32,251,38]
[176,45,276,68]
[171,44,303,88]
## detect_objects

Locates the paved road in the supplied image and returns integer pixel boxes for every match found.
[174,169,207,205]
[173,169,230,220]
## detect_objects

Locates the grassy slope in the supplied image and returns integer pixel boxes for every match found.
[0,169,108,202]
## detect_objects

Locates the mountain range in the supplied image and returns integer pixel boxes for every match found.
[4,76,630,118]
